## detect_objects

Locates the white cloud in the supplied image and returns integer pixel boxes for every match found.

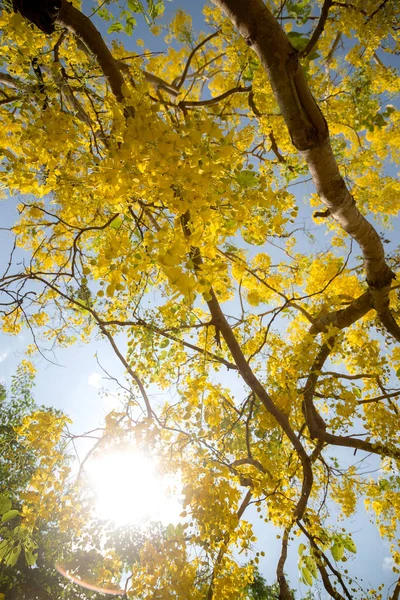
[0,351,8,363]
[382,556,395,571]
[88,372,102,389]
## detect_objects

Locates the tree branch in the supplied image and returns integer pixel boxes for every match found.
[377,309,400,342]
[298,521,351,600]
[300,0,334,58]
[180,212,311,600]
[325,32,342,63]
[302,340,400,459]
[211,0,395,311]
[99,317,238,370]
[276,528,294,600]
[0,72,24,89]
[56,0,128,106]
[366,0,390,22]
[390,578,400,600]
[175,30,220,90]
[206,489,252,600]
[179,85,251,108]
[30,275,155,419]
[98,323,154,420]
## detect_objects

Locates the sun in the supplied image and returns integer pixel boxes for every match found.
[85,449,181,527]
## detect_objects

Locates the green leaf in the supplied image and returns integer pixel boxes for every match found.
[97,8,112,21]
[243,57,259,82]
[0,496,12,515]
[25,547,37,566]
[2,509,20,523]
[110,216,123,230]
[0,540,10,560]
[128,0,143,11]
[373,113,387,129]
[124,16,137,36]
[5,544,21,567]
[301,566,313,586]
[331,543,344,561]
[287,0,312,24]
[287,31,309,51]
[343,537,357,553]
[160,338,170,348]
[149,0,165,19]
[107,22,124,34]
[235,169,258,188]
[307,49,320,61]
[383,105,395,118]
[396,367,400,378]
[24,537,38,551]
[298,543,306,556]
[304,555,318,578]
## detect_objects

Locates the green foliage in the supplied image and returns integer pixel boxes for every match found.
[246,568,304,599]
[0,365,36,498]
[100,0,164,36]
[246,569,280,599]
[0,374,168,598]
[285,0,312,24]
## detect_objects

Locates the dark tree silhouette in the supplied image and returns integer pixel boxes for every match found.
[12,0,62,34]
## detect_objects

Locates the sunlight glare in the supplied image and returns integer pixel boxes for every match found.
[86,450,181,527]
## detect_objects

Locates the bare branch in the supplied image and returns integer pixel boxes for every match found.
[175,30,221,90]
[0,95,21,106]
[0,72,24,89]
[276,529,294,600]
[98,322,154,420]
[179,85,251,108]
[143,70,180,98]
[390,579,400,600]
[302,340,400,459]
[325,31,342,63]
[300,0,334,59]
[377,309,400,342]
[366,0,390,22]
[100,318,238,370]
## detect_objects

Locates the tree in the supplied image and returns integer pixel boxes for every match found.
[246,569,282,599]
[0,370,171,599]
[0,367,71,598]
[0,364,38,497]
[245,569,311,599]
[0,0,399,598]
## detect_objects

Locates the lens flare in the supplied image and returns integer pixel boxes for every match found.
[86,449,181,526]
[55,564,124,596]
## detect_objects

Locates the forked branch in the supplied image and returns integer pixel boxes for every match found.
[211,0,398,337]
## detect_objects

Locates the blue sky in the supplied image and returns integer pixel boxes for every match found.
[0,0,399,596]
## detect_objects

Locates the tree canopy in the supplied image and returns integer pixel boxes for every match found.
[0,0,399,598]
